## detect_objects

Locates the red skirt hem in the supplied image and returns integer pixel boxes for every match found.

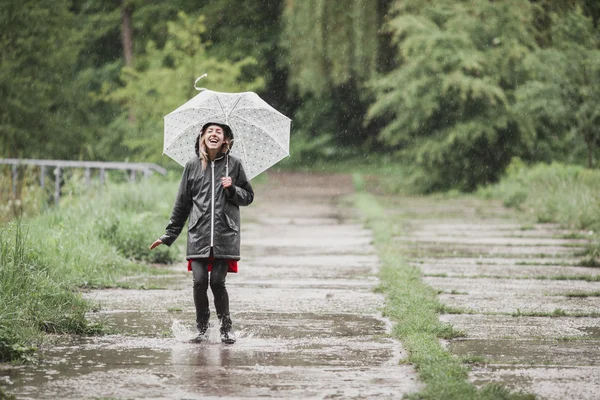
[187,257,238,273]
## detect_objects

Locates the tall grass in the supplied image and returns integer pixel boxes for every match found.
[480,160,600,229]
[0,176,183,361]
[0,165,51,224]
[480,159,600,264]
[0,222,93,361]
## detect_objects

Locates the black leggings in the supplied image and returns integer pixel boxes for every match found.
[191,259,229,323]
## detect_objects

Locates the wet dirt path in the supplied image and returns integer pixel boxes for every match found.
[390,195,600,400]
[0,172,422,399]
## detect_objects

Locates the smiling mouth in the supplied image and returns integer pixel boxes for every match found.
[208,137,220,144]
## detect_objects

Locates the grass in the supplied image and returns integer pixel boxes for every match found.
[508,309,600,318]
[0,223,102,361]
[352,175,534,400]
[554,291,600,298]
[0,175,183,362]
[423,273,600,282]
[480,160,600,263]
[0,386,16,400]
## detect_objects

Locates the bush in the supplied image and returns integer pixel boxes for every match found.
[481,159,600,231]
[96,212,176,264]
[481,159,600,265]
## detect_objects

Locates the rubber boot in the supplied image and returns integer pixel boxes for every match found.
[218,314,236,344]
[191,313,210,343]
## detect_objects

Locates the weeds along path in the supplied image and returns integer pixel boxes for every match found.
[392,195,600,399]
[0,172,422,399]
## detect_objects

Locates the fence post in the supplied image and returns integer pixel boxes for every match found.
[99,169,105,186]
[54,167,61,206]
[130,169,136,182]
[40,166,46,188]
[85,167,91,188]
[12,164,17,197]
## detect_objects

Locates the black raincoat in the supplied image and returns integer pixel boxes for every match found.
[160,154,254,260]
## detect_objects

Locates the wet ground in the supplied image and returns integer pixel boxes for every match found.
[391,196,600,399]
[0,172,422,399]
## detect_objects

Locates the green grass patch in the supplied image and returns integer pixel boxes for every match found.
[553,291,600,298]
[480,160,600,265]
[533,274,600,282]
[352,185,534,399]
[0,176,184,362]
[508,309,600,318]
[0,386,16,400]
[424,273,600,282]
[0,223,103,362]
[514,261,575,267]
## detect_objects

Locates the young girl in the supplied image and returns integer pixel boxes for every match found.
[150,122,254,344]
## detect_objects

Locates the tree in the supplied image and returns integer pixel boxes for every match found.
[0,0,89,159]
[104,12,264,164]
[281,0,379,146]
[367,0,539,191]
[514,10,600,167]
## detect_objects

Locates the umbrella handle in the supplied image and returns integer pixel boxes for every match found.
[194,74,208,91]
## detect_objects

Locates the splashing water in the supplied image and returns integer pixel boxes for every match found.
[171,318,253,343]
[171,319,195,342]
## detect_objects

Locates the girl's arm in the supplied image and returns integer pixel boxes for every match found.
[224,161,254,206]
[160,164,193,246]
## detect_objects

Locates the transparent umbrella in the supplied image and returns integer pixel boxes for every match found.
[163,76,291,179]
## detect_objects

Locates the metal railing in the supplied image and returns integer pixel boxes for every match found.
[1,159,167,205]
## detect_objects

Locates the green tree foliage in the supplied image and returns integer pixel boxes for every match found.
[514,10,600,167]
[368,0,539,191]
[198,0,287,114]
[0,0,90,159]
[281,0,379,148]
[104,12,264,164]
[283,0,377,95]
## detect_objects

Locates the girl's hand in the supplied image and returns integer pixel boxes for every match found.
[221,177,232,188]
[149,239,163,250]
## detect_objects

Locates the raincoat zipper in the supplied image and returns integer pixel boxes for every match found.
[210,160,215,247]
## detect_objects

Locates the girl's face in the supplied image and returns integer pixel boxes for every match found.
[203,125,226,151]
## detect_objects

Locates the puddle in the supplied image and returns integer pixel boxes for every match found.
[0,312,414,399]
[0,173,424,399]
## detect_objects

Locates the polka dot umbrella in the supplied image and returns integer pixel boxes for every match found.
[163,76,291,180]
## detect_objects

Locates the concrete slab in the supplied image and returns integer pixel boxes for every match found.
[470,365,600,400]
[420,261,599,279]
[448,339,600,366]
[394,194,600,399]
[440,315,600,340]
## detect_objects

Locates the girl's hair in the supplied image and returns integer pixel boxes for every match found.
[195,123,233,170]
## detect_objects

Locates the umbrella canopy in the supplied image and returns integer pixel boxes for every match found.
[164,89,291,179]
